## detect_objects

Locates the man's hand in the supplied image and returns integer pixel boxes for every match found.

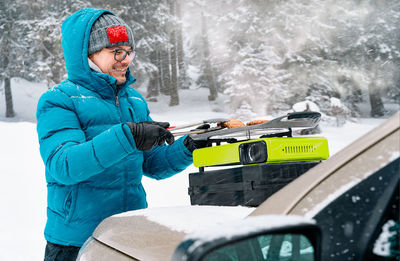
[127,121,174,152]
[184,135,208,153]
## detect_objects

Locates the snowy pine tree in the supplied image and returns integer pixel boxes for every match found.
[1,0,399,118]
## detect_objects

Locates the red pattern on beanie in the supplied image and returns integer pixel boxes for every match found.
[106,26,129,43]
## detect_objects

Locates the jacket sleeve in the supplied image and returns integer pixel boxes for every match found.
[36,89,135,185]
[142,136,193,180]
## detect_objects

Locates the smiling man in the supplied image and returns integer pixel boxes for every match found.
[36,8,198,261]
[87,13,135,85]
[89,45,134,84]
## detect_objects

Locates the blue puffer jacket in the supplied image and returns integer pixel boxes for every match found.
[36,8,193,247]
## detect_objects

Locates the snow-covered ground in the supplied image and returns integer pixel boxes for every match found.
[0,78,392,260]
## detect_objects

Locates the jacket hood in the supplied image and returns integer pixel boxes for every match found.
[61,8,136,96]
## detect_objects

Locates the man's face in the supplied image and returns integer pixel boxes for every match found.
[89,45,133,85]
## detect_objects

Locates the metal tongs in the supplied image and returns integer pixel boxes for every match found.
[168,118,229,136]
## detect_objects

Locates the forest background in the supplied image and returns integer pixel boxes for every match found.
[1,0,399,121]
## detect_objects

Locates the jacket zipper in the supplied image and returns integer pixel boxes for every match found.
[112,84,126,209]
[114,85,120,106]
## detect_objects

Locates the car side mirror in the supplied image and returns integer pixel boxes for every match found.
[171,215,321,261]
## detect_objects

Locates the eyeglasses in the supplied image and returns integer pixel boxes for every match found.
[107,47,136,62]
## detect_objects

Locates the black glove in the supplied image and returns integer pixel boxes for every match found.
[127,121,174,152]
[184,135,208,153]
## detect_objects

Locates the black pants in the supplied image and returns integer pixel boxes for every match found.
[44,241,81,261]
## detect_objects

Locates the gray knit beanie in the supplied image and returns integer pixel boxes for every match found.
[88,13,134,55]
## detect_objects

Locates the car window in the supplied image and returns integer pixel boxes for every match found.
[313,157,399,261]
[365,172,400,261]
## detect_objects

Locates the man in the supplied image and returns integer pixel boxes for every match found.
[37,8,202,260]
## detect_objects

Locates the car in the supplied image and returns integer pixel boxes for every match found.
[77,112,399,261]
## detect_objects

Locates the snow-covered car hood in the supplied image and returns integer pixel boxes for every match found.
[92,205,254,261]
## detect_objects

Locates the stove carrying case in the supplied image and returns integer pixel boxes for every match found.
[188,136,329,207]
[188,161,319,207]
